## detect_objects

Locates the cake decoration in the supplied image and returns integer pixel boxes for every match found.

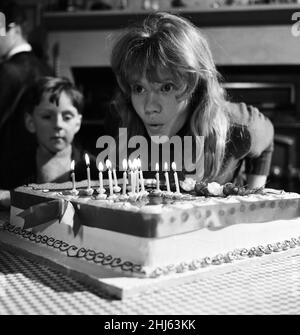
[194,181,265,197]
[180,177,196,192]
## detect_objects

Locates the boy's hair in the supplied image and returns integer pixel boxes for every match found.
[24,76,84,114]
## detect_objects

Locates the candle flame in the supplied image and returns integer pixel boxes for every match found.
[137,158,141,169]
[171,162,176,171]
[164,162,168,171]
[70,160,75,171]
[133,158,138,170]
[85,153,90,166]
[98,161,103,171]
[155,162,159,172]
[106,159,112,169]
[122,159,128,170]
[128,159,132,170]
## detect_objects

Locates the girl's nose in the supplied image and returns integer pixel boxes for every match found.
[144,91,160,115]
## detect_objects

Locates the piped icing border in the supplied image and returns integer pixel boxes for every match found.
[2,221,300,278]
[1,222,145,276]
[149,237,300,278]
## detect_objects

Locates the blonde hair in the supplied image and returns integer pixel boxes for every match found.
[110,12,229,181]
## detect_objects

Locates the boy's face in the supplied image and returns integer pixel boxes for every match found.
[130,70,189,138]
[25,91,82,154]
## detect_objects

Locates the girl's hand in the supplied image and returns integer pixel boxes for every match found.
[0,190,11,208]
[246,174,267,189]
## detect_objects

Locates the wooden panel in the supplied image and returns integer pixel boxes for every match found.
[47,25,300,78]
[205,25,300,65]
[43,5,300,30]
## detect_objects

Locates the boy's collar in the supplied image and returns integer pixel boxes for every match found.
[6,42,32,59]
[36,144,72,160]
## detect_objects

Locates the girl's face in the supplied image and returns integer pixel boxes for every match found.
[130,71,189,138]
[25,91,82,154]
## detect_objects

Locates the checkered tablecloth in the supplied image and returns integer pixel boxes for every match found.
[1,211,300,315]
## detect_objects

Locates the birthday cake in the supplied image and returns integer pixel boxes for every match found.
[6,179,300,278]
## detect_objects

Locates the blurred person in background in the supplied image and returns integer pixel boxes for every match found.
[0,0,53,208]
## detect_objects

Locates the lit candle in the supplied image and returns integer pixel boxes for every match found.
[172,162,180,193]
[155,162,160,191]
[85,153,91,189]
[106,159,114,196]
[98,162,105,194]
[113,168,119,189]
[128,159,135,194]
[133,158,139,193]
[122,159,128,196]
[137,158,145,192]
[164,162,171,192]
[70,160,76,190]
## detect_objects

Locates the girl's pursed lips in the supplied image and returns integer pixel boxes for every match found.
[147,123,164,127]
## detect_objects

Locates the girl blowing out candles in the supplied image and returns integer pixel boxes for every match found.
[110,12,274,189]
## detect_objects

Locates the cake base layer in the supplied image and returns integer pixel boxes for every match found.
[6,204,300,278]
[2,218,300,299]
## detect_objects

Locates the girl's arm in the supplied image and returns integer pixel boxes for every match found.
[244,105,274,188]
[0,190,11,208]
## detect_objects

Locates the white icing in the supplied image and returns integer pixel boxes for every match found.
[94,194,107,200]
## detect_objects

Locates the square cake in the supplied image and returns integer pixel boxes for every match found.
[6,183,300,277]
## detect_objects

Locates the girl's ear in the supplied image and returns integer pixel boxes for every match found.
[24,113,36,133]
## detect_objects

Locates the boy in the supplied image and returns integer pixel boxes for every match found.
[0,76,97,207]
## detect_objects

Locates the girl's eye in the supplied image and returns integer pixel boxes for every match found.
[132,84,145,94]
[41,114,51,120]
[161,83,175,93]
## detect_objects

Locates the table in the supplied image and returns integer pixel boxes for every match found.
[1,211,300,315]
